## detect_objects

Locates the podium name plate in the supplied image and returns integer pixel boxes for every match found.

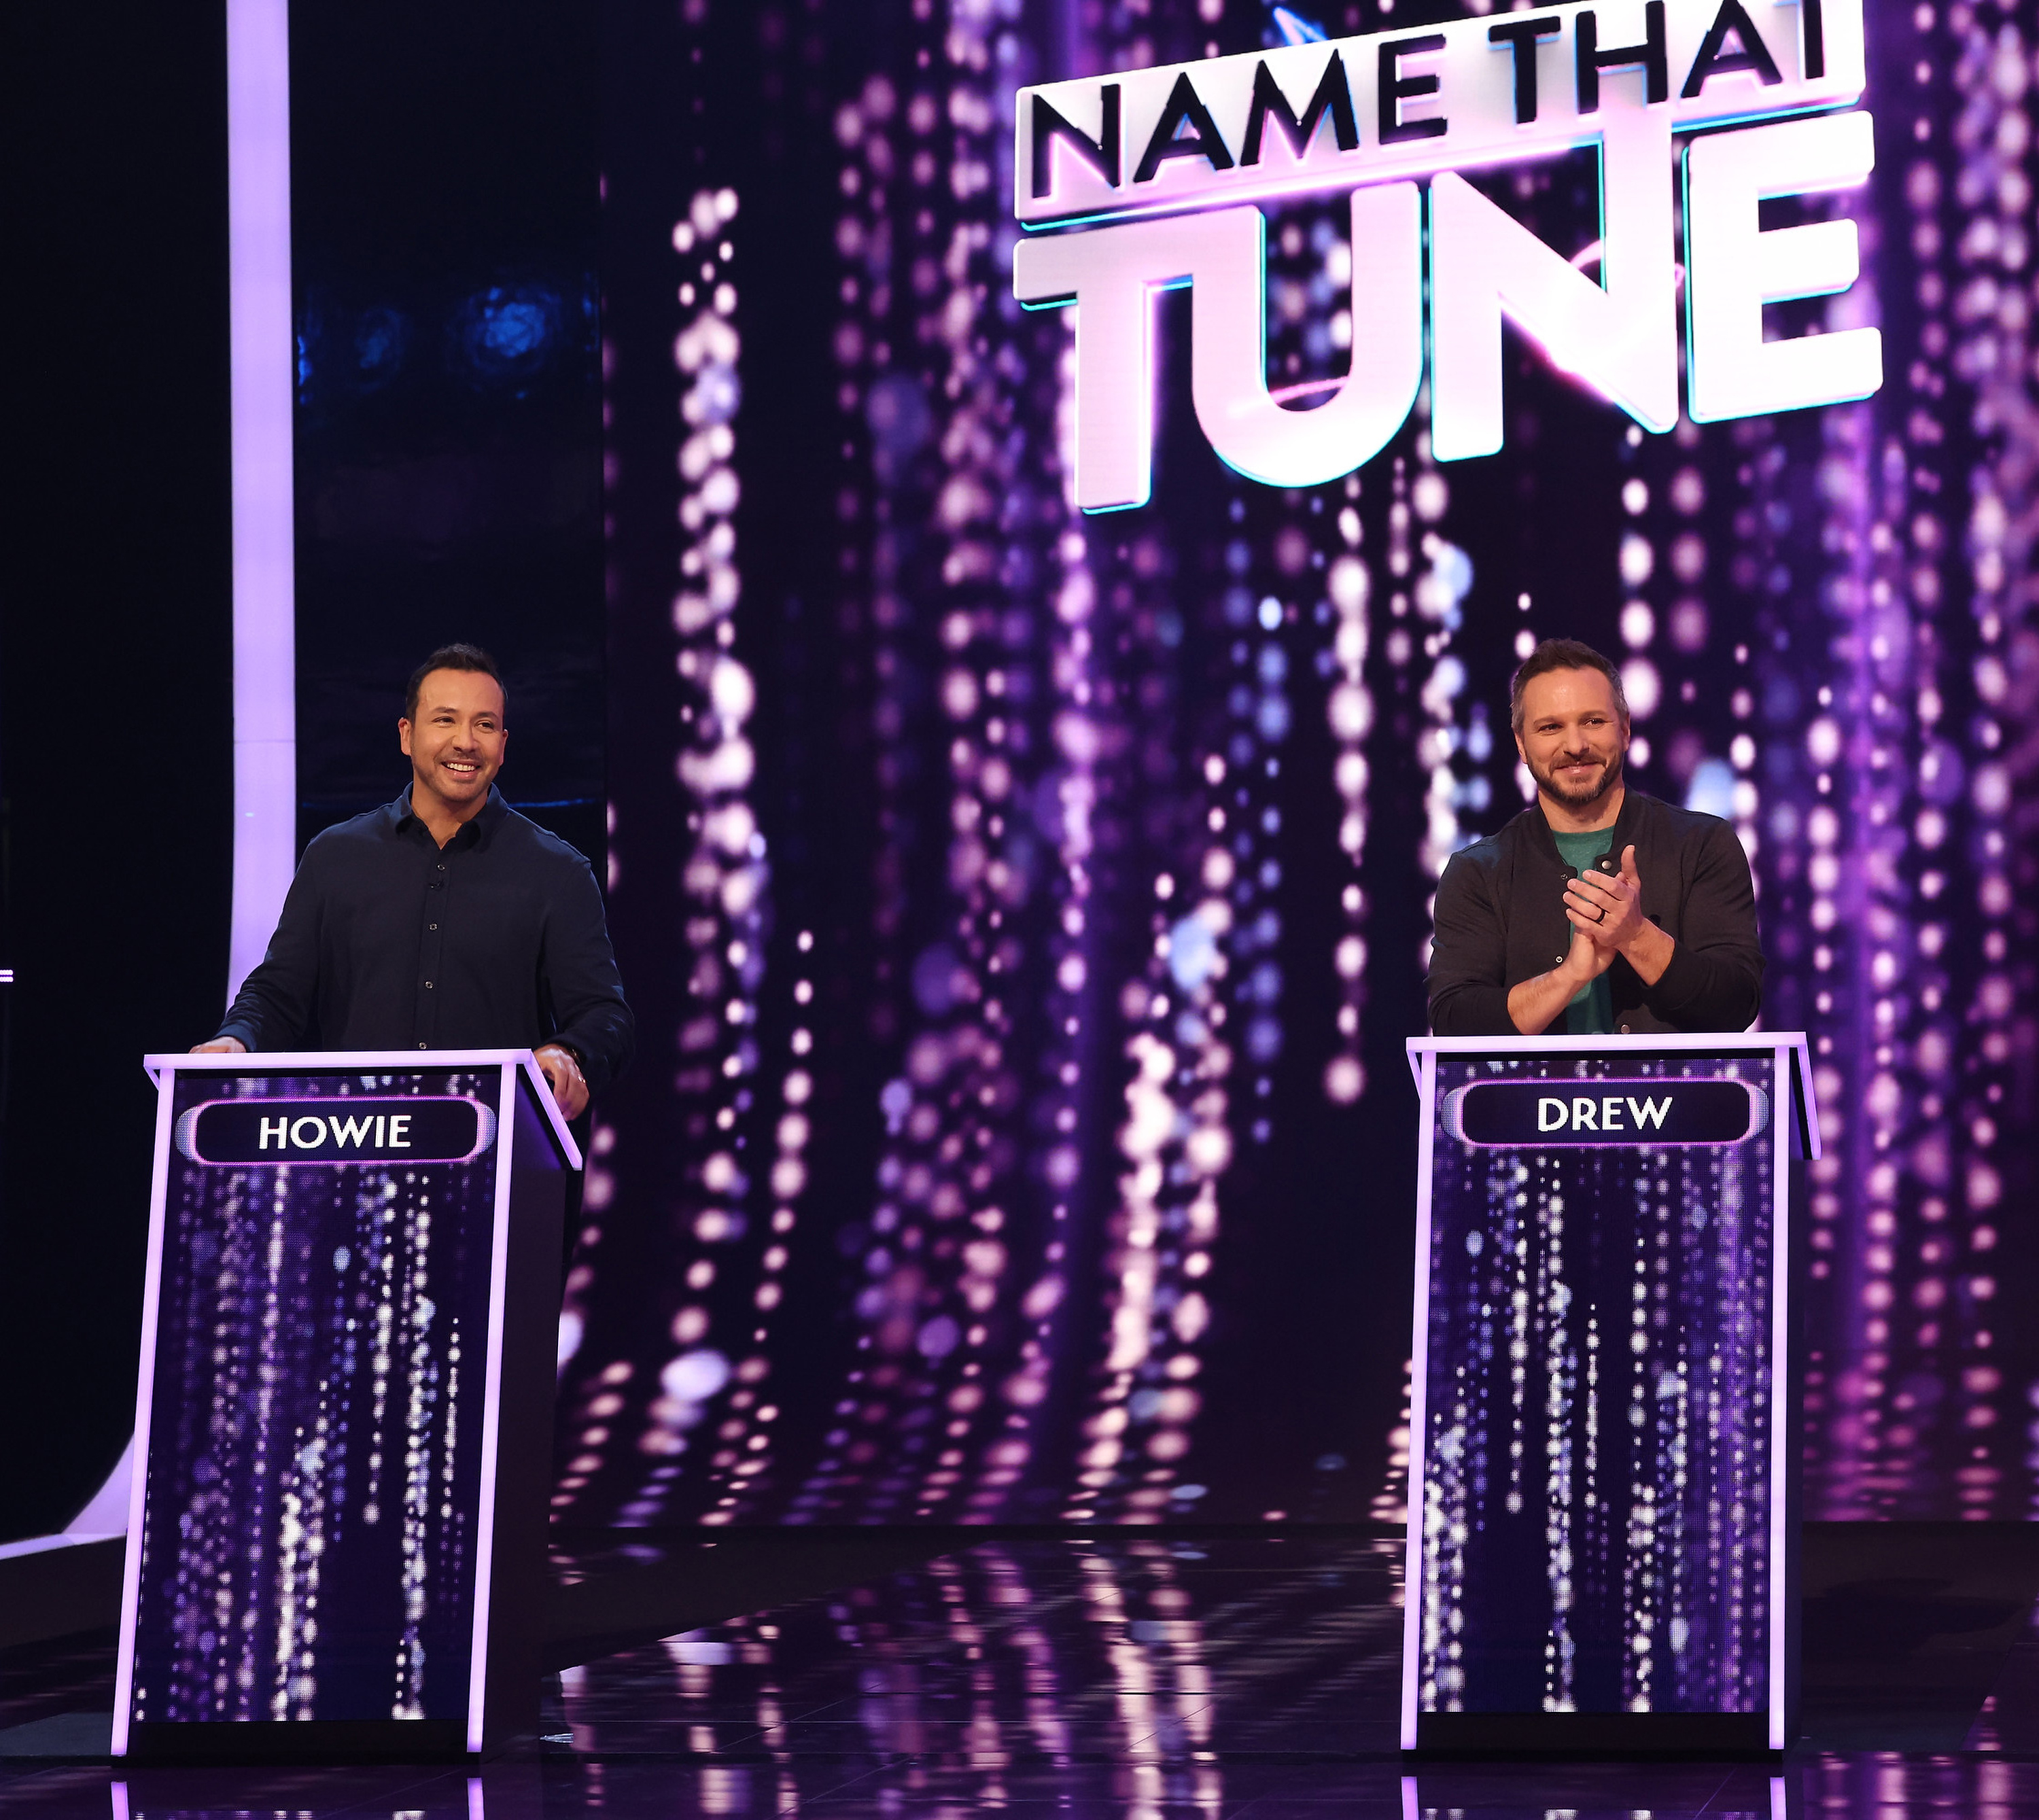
[1443,1079,1765,1147]
[1403,1034,1816,1755]
[176,1096,497,1164]
[114,1051,579,1762]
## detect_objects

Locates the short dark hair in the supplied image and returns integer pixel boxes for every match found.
[1509,637,1628,735]
[404,644,505,722]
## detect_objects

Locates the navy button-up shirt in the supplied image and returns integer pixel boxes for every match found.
[216,787,633,1089]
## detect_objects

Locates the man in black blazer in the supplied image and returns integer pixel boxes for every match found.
[1428,638,1763,1036]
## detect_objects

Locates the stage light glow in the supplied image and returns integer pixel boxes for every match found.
[226,0,297,1004]
[556,0,2039,1531]
[572,181,788,1533]
[452,284,562,381]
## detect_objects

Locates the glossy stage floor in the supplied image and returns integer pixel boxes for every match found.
[7,1526,2039,1817]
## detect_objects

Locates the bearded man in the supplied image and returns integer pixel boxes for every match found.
[1427,637,1764,1036]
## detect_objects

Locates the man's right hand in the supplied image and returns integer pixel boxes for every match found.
[190,1037,247,1055]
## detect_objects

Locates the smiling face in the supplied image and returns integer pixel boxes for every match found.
[400,667,506,819]
[1515,665,1628,822]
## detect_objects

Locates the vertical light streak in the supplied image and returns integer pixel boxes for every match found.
[1947,11,2034,1518]
[1768,1046,1793,1749]
[834,33,1024,1520]
[778,69,901,1520]
[465,1063,523,1745]
[1614,442,1667,786]
[1399,1047,1437,1749]
[1039,5,1228,1533]
[226,0,298,1000]
[1072,518,1245,1523]
[988,503,1100,1507]
[396,1183,436,1719]
[1539,1157,1575,1713]
[1410,439,1469,891]
[113,1077,181,1757]
[1325,531,1372,1107]
[595,183,781,1530]
[1785,0,2036,1518]
[792,0,1095,1523]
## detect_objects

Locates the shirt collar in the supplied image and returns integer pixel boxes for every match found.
[1524,784,1644,869]
[393,784,508,850]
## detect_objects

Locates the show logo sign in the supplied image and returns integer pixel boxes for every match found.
[1011,0,1877,510]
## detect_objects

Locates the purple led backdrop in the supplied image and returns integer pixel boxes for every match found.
[548,0,2039,1528]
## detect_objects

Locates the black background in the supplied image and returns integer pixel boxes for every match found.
[1,3,234,1538]
[0,0,602,1542]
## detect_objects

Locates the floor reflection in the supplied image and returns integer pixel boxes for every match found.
[555,1535,1404,1762]
[8,1535,2039,1816]
[0,1758,2029,1820]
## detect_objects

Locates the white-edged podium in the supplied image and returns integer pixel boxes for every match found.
[1402,1033,1818,1755]
[114,1051,580,1762]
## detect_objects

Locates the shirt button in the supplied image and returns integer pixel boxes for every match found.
[418,1042,427,1049]
[429,923,438,930]
[436,863,447,872]
[425,981,435,990]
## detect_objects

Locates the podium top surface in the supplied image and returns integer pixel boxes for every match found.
[1407,1030,1819,1157]
[142,1047,582,1169]
[1408,1031,1809,1055]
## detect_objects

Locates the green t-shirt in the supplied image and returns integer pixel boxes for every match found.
[1551,827,1615,1035]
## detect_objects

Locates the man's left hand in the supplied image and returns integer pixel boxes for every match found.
[535,1044,589,1120]
[1566,846,1644,951]
[1565,845,1674,985]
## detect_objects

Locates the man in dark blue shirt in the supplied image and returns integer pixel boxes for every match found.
[194,645,631,1115]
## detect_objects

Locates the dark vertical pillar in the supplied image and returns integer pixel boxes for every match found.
[0,2,234,1538]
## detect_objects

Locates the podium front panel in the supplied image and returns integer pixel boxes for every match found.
[114,1054,571,1758]
[1404,1037,1807,1753]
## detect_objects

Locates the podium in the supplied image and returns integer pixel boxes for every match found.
[112,1051,580,1762]
[1401,1033,1819,1754]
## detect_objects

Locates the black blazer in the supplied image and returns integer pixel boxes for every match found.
[1427,790,1764,1036]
